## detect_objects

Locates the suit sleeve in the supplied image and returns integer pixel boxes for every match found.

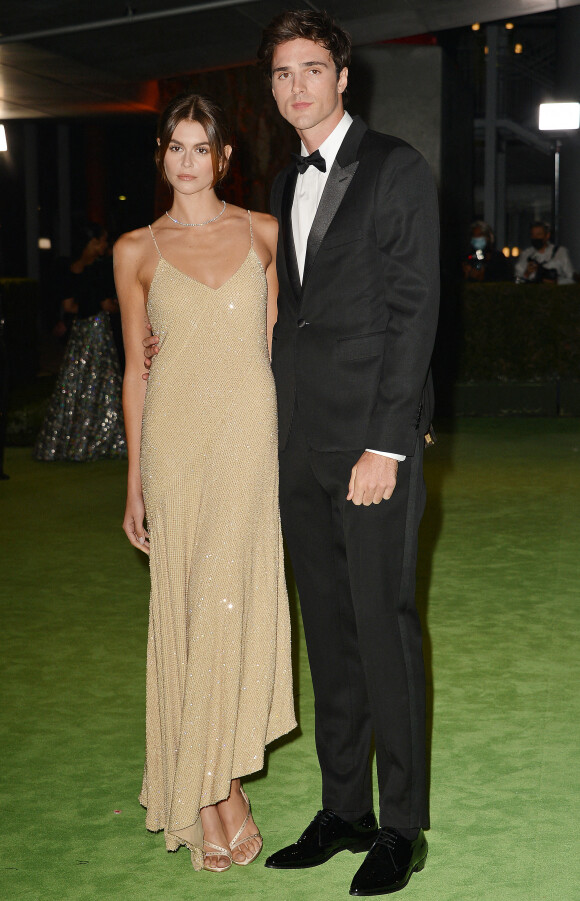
[365,146,440,456]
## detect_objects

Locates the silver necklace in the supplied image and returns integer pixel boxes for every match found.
[165,200,226,228]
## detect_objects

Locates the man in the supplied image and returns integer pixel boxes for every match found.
[257,10,439,897]
[514,220,574,284]
[145,10,439,894]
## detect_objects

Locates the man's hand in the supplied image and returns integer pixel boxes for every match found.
[142,320,159,380]
[347,452,398,506]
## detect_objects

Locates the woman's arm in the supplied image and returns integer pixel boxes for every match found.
[113,233,151,554]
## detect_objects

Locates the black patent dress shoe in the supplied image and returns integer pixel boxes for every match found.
[349,827,427,895]
[264,809,378,869]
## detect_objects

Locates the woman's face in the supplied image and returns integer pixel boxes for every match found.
[163,119,216,195]
[86,232,107,261]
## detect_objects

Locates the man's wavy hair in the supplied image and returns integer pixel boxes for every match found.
[257,9,352,79]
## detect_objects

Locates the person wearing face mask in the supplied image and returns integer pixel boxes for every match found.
[462,220,512,282]
[514,221,574,284]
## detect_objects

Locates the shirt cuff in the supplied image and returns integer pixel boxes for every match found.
[365,449,406,462]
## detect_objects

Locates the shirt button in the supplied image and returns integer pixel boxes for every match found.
[297,318,308,328]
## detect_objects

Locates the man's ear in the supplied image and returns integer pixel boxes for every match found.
[338,67,348,94]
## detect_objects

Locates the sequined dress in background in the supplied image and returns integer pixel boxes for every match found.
[34,265,126,462]
[141,213,296,870]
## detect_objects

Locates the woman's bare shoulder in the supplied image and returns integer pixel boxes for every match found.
[114,224,159,265]
[249,210,278,242]
[226,204,276,228]
[249,209,278,228]
[115,226,148,252]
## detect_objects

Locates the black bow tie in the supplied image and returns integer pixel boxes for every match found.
[292,148,327,174]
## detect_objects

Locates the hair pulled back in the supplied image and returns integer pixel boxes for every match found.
[155,92,231,188]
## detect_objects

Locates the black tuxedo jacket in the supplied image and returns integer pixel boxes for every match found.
[270,116,440,457]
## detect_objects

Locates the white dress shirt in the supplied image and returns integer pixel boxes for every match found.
[292,112,353,281]
[291,112,405,463]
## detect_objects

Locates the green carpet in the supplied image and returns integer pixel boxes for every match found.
[1,418,579,901]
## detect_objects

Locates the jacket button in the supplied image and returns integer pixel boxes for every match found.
[297,318,308,328]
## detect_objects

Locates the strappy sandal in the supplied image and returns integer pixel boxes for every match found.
[203,839,233,873]
[228,787,263,866]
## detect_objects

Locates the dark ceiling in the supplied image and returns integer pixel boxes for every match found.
[1,0,579,118]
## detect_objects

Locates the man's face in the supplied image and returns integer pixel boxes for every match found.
[531,226,549,250]
[270,38,348,137]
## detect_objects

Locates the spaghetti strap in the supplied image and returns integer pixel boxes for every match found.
[247,210,253,248]
[148,224,162,258]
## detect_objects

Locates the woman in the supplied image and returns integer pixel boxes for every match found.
[34,223,126,461]
[114,93,295,874]
[462,220,512,283]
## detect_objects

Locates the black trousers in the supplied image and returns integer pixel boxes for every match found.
[278,412,429,830]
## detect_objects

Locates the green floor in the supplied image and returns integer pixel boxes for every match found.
[1,419,579,901]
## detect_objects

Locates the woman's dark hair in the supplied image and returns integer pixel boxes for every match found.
[257,9,352,78]
[155,92,231,189]
[71,222,106,260]
[470,220,495,245]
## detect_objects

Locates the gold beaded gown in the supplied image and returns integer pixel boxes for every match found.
[139,212,296,870]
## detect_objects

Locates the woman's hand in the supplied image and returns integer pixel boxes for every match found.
[123,493,150,554]
[62,297,79,314]
[101,297,120,314]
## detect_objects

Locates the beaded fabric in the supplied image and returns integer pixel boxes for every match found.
[140,212,296,870]
[34,313,126,461]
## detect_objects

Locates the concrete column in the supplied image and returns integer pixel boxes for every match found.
[350,42,472,275]
[24,122,39,280]
[350,44,443,178]
[496,139,507,249]
[483,25,499,230]
[557,7,580,268]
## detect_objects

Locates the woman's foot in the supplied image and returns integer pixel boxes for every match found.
[200,804,232,872]
[218,780,263,865]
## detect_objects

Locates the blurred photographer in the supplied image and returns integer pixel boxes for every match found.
[462,220,512,282]
[514,221,574,284]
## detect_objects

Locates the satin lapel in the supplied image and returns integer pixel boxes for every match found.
[301,116,368,288]
[301,159,359,287]
[280,166,301,302]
